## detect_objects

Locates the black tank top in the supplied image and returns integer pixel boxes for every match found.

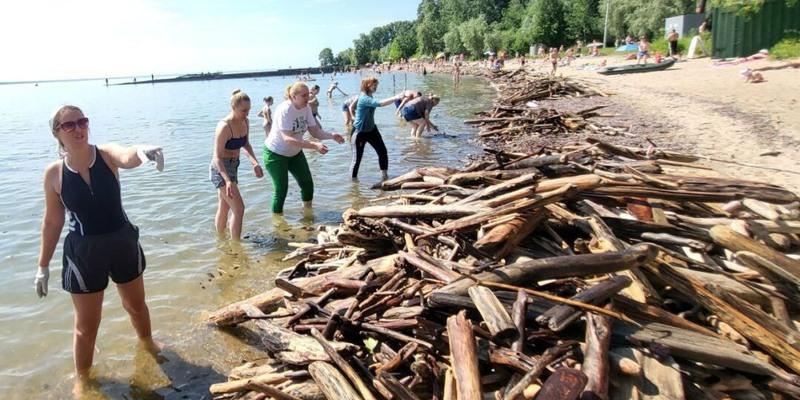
[61,146,128,236]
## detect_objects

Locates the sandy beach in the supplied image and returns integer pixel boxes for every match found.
[551,56,800,192]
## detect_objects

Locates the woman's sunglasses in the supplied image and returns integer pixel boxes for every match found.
[57,117,89,132]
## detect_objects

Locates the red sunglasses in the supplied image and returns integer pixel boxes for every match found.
[58,117,89,132]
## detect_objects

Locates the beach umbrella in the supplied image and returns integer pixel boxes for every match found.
[586,42,603,48]
[616,43,638,52]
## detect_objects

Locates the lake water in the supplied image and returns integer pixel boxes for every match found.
[0,71,493,399]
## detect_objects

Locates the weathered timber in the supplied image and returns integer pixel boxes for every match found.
[377,372,422,400]
[307,361,362,400]
[609,346,685,400]
[447,310,483,399]
[581,313,611,400]
[355,204,487,219]
[468,286,519,343]
[504,343,575,400]
[209,371,309,395]
[474,210,547,259]
[435,243,656,296]
[710,225,800,283]
[536,368,587,400]
[511,290,527,353]
[536,275,632,331]
[243,306,357,365]
[208,255,397,326]
[309,329,376,400]
[615,322,799,384]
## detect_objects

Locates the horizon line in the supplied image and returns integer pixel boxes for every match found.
[0,65,332,86]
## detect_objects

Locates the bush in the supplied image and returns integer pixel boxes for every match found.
[650,36,692,56]
[771,35,800,60]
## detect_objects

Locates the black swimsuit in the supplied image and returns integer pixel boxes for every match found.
[60,146,145,293]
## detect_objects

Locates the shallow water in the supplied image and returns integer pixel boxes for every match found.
[0,72,493,399]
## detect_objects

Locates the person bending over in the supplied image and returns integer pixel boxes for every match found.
[264,82,344,214]
[401,95,440,138]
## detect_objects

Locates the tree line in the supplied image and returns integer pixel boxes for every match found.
[319,0,703,66]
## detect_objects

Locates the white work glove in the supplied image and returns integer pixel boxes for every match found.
[137,145,164,172]
[34,266,49,298]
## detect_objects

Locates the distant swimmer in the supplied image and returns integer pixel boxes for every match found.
[394,89,422,116]
[257,96,274,138]
[263,82,345,214]
[308,84,321,124]
[350,77,402,181]
[210,89,264,241]
[37,105,165,395]
[342,95,358,127]
[327,81,348,98]
[636,36,651,65]
[549,47,559,75]
[401,94,440,138]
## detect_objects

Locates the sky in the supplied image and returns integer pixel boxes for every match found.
[0,0,418,82]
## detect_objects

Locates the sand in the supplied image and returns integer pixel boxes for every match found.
[548,55,800,193]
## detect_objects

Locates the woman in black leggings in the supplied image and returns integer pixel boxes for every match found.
[349,77,400,181]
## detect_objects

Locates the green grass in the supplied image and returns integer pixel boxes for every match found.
[771,35,800,60]
[650,37,693,56]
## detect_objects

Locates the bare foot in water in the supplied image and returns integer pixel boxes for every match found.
[72,372,96,399]
[139,338,168,363]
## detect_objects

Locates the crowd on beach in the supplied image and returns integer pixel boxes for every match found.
[35,70,446,394]
[34,17,767,394]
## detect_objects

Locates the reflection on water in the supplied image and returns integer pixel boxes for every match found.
[0,71,493,399]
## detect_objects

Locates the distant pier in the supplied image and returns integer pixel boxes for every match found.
[116,66,340,85]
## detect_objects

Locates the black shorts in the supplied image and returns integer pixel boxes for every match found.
[62,223,146,294]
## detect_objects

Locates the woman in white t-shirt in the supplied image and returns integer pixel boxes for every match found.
[263,82,345,214]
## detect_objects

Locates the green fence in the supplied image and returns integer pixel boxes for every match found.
[712,0,800,58]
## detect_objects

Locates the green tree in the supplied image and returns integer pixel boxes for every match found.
[459,16,489,57]
[484,28,503,53]
[444,26,465,54]
[335,49,354,66]
[393,32,418,59]
[528,0,567,47]
[565,0,600,42]
[353,34,371,64]
[417,0,446,54]
[499,0,527,30]
[318,48,334,67]
[709,0,798,14]
[599,0,692,41]
[388,41,404,61]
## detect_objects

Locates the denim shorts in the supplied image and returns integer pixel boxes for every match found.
[210,158,239,189]
[402,106,422,122]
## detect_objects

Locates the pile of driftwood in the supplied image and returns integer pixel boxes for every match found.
[485,68,608,104]
[465,105,627,139]
[207,138,800,400]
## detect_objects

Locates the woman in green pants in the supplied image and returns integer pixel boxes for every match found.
[264,82,345,213]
